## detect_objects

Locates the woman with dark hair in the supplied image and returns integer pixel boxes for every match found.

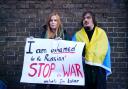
[72,11,112,89]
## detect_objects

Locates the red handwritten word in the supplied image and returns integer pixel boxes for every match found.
[28,63,83,78]
[28,63,55,78]
[51,52,75,54]
[62,64,83,78]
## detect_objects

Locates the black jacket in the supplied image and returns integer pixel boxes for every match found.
[40,25,70,40]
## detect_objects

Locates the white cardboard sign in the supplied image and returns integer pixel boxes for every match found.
[20,38,85,86]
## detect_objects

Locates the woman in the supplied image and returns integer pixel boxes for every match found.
[36,12,69,89]
[40,12,69,40]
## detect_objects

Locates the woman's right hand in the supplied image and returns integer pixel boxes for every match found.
[29,36,34,39]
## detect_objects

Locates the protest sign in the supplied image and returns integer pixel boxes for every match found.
[20,38,85,86]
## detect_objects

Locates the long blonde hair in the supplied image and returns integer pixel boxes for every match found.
[46,12,63,39]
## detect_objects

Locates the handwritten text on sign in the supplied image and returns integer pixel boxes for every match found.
[20,38,85,86]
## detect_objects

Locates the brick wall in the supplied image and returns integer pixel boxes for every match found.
[0,0,128,89]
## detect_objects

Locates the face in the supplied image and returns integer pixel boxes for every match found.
[49,15,58,32]
[83,13,94,30]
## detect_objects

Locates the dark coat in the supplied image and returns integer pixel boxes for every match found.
[40,25,70,40]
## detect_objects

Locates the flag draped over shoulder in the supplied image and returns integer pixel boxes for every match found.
[72,26,112,76]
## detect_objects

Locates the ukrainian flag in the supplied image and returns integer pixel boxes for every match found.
[72,26,112,76]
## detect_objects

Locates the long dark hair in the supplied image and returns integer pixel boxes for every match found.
[81,11,97,26]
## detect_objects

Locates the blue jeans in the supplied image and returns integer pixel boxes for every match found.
[0,80,7,89]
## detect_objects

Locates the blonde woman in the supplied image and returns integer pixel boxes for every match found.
[40,12,69,40]
[36,12,69,89]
